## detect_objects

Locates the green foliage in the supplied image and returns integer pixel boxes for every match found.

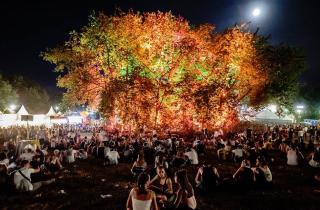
[12,76,51,114]
[297,85,320,119]
[0,73,18,112]
[256,37,306,112]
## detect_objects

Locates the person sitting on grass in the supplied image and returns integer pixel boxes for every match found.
[107,148,120,165]
[172,169,197,210]
[232,159,254,190]
[232,144,244,163]
[131,154,147,178]
[155,155,169,169]
[77,149,88,160]
[253,157,273,189]
[149,166,174,202]
[13,160,55,192]
[279,140,289,160]
[126,173,158,210]
[287,145,299,166]
[19,148,35,162]
[308,147,320,168]
[184,147,199,165]
[66,146,77,164]
[171,151,187,168]
[46,150,63,174]
[195,161,220,193]
[217,141,232,160]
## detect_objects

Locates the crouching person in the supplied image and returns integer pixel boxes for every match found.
[14,160,55,192]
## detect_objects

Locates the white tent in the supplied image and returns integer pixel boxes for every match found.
[46,106,57,116]
[0,114,18,127]
[16,105,29,115]
[255,109,279,120]
[254,109,293,124]
[282,114,295,123]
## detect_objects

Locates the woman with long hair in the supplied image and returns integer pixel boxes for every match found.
[126,173,158,210]
[173,170,197,210]
[149,166,173,201]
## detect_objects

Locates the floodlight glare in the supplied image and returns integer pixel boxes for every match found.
[9,104,16,112]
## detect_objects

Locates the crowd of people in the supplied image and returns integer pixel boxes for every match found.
[0,123,319,210]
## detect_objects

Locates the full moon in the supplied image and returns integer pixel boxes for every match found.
[252,8,261,17]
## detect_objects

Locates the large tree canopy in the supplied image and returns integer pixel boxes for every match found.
[42,11,304,133]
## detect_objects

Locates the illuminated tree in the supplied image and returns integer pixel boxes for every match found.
[42,11,303,134]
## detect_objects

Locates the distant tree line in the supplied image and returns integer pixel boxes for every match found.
[0,73,57,114]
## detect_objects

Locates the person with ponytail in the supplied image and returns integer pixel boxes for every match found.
[126,173,158,210]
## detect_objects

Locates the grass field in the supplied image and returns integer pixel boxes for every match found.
[1,150,320,210]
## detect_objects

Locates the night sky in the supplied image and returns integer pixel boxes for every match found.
[0,0,319,94]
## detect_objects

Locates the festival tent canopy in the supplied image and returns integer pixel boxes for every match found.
[46,106,57,116]
[282,114,295,123]
[254,109,293,124]
[16,105,29,115]
[0,114,18,127]
[255,109,279,120]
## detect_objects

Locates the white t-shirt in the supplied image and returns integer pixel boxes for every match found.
[260,166,272,182]
[0,158,9,167]
[14,168,35,191]
[232,149,243,157]
[104,147,111,157]
[298,130,304,137]
[287,149,298,166]
[67,149,77,163]
[107,151,120,164]
[50,140,56,148]
[19,152,35,162]
[185,149,199,165]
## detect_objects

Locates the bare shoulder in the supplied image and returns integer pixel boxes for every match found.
[148,189,156,197]
[130,188,137,196]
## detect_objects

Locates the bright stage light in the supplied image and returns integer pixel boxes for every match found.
[9,104,16,112]
[252,8,261,17]
[67,116,83,124]
[296,105,304,109]
[268,104,277,113]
